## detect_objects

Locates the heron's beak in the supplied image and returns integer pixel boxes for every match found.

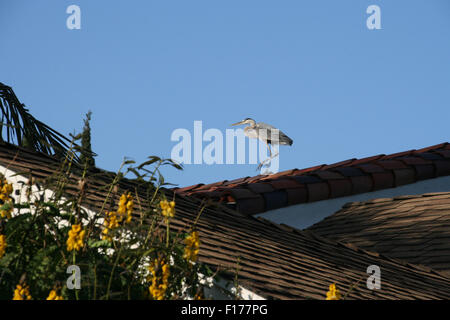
[231,120,244,126]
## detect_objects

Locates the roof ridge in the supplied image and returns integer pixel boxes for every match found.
[175,141,450,215]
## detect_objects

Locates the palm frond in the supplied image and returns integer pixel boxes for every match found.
[0,82,76,160]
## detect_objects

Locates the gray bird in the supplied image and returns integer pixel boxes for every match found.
[231,118,293,169]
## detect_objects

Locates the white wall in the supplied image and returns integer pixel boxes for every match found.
[204,277,266,300]
[0,164,97,225]
[0,165,53,206]
[256,175,450,230]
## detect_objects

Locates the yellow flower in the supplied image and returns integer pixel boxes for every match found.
[106,211,119,228]
[194,291,204,300]
[183,231,200,262]
[66,224,86,251]
[148,258,170,300]
[46,289,64,300]
[125,199,133,223]
[0,177,13,220]
[13,283,32,300]
[326,283,341,300]
[102,211,118,241]
[160,200,175,218]
[118,193,133,222]
[102,193,133,240]
[0,234,6,258]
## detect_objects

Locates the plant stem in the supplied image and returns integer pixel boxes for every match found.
[73,251,79,300]
[166,218,170,248]
[106,244,123,300]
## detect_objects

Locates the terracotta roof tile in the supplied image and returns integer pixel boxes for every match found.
[381,150,415,159]
[263,190,289,211]
[306,182,330,202]
[414,164,436,180]
[357,163,385,173]
[245,175,266,183]
[415,142,448,153]
[418,152,444,161]
[436,150,450,159]
[434,161,450,176]
[333,167,365,177]
[371,172,395,190]
[295,164,326,174]
[175,142,450,215]
[350,154,384,165]
[279,169,298,176]
[194,181,226,190]
[328,179,353,198]
[236,195,266,215]
[376,160,408,170]
[393,168,416,186]
[260,169,294,180]
[174,183,204,193]
[350,175,373,194]
[269,179,302,190]
[222,177,251,185]
[398,156,432,165]
[229,188,260,200]
[290,175,322,184]
[321,159,356,170]
[313,170,345,180]
[184,189,224,199]
[285,187,308,205]
[246,182,275,194]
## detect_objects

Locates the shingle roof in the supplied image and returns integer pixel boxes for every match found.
[307,192,450,277]
[174,143,450,215]
[2,141,450,299]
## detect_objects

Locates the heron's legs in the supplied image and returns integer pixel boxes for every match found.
[257,142,279,171]
[257,142,271,170]
[257,160,269,171]
[266,142,279,158]
[266,142,272,157]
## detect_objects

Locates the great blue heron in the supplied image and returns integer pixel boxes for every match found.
[231,118,293,169]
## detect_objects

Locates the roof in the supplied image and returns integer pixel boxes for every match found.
[174,142,450,215]
[307,192,450,277]
[2,141,450,299]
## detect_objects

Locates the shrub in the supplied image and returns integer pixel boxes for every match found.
[0,149,215,300]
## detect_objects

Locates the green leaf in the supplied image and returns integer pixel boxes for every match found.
[126,168,142,179]
[88,239,113,248]
[0,201,13,212]
[137,158,160,169]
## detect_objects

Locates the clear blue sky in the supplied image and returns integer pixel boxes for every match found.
[1,0,449,187]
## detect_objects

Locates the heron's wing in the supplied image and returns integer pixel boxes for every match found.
[255,122,277,142]
[256,122,293,145]
[256,122,277,130]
